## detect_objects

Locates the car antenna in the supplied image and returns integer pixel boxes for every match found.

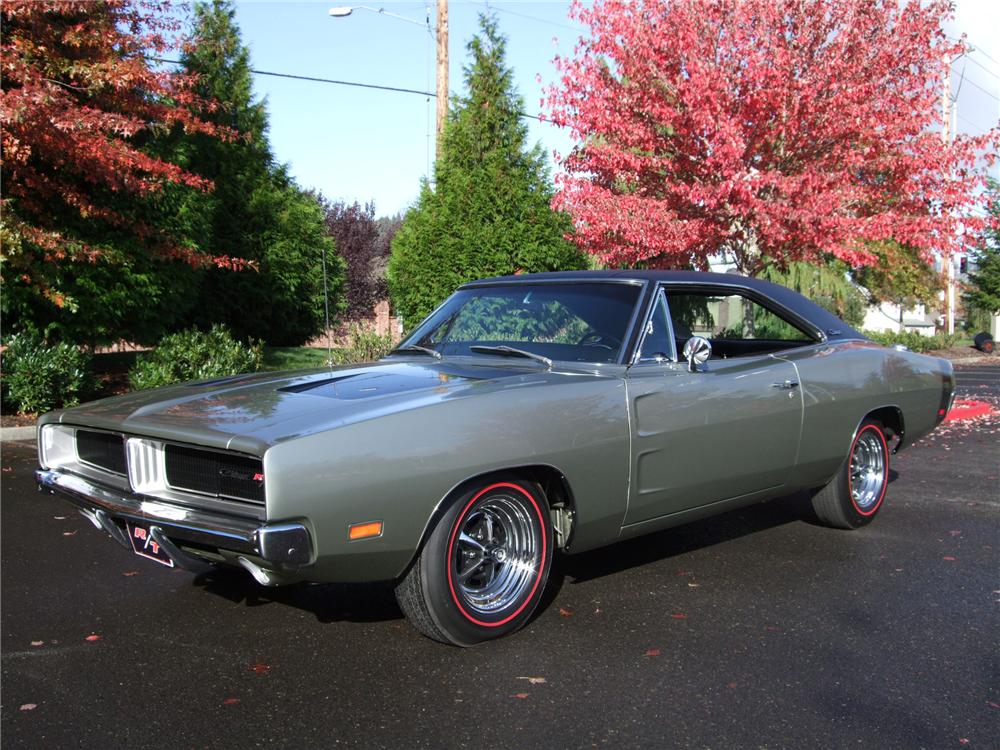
[321,242,334,368]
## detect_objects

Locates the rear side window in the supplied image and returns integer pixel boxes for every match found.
[668,292,810,341]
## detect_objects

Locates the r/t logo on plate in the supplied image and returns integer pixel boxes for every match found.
[132,526,160,555]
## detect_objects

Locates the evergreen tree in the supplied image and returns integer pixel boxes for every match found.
[171,0,343,344]
[964,181,1000,316]
[387,15,585,326]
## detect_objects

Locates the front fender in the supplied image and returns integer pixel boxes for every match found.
[263,376,630,583]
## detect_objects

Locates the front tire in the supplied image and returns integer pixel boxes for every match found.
[811,419,890,529]
[395,478,553,646]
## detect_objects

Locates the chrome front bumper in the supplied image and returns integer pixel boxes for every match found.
[36,469,313,574]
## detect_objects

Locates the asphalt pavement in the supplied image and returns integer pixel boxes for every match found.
[2,366,997,749]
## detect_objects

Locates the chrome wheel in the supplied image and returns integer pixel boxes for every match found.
[850,428,886,511]
[451,492,540,615]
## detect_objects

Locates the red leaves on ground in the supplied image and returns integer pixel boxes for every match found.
[84,634,101,642]
[670,613,689,620]
[19,704,38,712]
[122,571,139,577]
[942,556,957,561]
[727,682,738,689]
[250,663,271,675]
[558,608,573,617]
[222,697,240,706]
[512,693,530,699]
[645,648,661,657]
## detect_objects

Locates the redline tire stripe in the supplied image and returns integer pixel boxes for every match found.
[848,425,889,517]
[446,482,547,628]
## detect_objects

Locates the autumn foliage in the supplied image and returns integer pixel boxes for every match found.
[0,0,237,310]
[547,0,1000,275]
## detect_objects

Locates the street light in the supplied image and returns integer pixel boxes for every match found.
[329,2,448,158]
[328,6,430,29]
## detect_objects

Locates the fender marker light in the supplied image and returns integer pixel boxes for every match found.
[348,521,383,541]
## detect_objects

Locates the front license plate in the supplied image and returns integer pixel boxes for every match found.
[126,523,175,568]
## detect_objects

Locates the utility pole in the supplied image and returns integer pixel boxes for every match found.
[942,52,956,335]
[435,0,448,158]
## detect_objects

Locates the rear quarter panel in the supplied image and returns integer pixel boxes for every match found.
[778,340,949,489]
[263,373,630,583]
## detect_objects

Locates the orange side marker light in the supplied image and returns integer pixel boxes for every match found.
[348,521,383,541]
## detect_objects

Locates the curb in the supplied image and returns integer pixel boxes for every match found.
[1,425,37,443]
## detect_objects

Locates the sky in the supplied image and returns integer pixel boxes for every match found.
[228,0,1000,218]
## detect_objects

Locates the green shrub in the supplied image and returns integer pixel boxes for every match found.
[129,325,263,390]
[863,329,963,353]
[335,324,394,365]
[1,332,95,414]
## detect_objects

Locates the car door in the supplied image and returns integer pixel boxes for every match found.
[623,286,804,526]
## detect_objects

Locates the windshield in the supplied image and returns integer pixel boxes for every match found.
[397,282,643,364]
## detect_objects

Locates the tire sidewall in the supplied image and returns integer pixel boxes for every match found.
[841,420,889,527]
[419,479,552,646]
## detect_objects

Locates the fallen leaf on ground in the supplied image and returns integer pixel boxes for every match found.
[30,641,43,647]
[687,582,700,588]
[513,693,529,699]
[987,700,999,709]
[250,663,271,675]
[122,571,139,577]
[959,739,969,745]
[19,704,37,712]
[85,634,101,642]
[942,556,956,561]
[558,608,573,617]
[223,697,240,705]
[949,530,962,536]
[53,516,67,520]
[3,467,14,473]
[62,531,77,537]
[727,683,737,689]
[645,648,661,657]
[670,613,689,620]
[516,676,546,685]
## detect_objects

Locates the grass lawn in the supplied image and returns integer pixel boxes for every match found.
[260,347,334,371]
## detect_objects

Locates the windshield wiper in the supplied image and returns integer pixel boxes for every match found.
[469,345,552,368]
[389,345,442,359]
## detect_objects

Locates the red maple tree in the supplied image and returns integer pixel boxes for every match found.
[546,0,999,275]
[0,0,238,308]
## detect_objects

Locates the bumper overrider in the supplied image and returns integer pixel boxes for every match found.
[36,468,313,585]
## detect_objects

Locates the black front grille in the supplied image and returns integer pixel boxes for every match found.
[164,444,264,504]
[76,430,126,475]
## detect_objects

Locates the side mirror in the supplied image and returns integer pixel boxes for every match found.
[682,336,711,372]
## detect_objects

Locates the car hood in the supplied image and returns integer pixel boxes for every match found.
[45,358,604,455]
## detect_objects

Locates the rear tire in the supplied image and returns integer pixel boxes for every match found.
[811,419,889,529]
[395,478,553,646]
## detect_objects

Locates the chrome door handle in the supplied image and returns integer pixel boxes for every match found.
[771,380,799,390]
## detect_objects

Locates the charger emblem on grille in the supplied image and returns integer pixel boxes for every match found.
[218,467,264,484]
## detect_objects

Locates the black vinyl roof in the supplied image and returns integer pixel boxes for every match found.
[462,270,867,342]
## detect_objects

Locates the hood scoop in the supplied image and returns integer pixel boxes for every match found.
[278,370,477,401]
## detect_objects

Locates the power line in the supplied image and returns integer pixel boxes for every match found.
[471,1,584,33]
[149,57,541,120]
[958,50,1000,81]
[964,37,999,67]
[957,112,994,135]
[963,76,1000,103]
